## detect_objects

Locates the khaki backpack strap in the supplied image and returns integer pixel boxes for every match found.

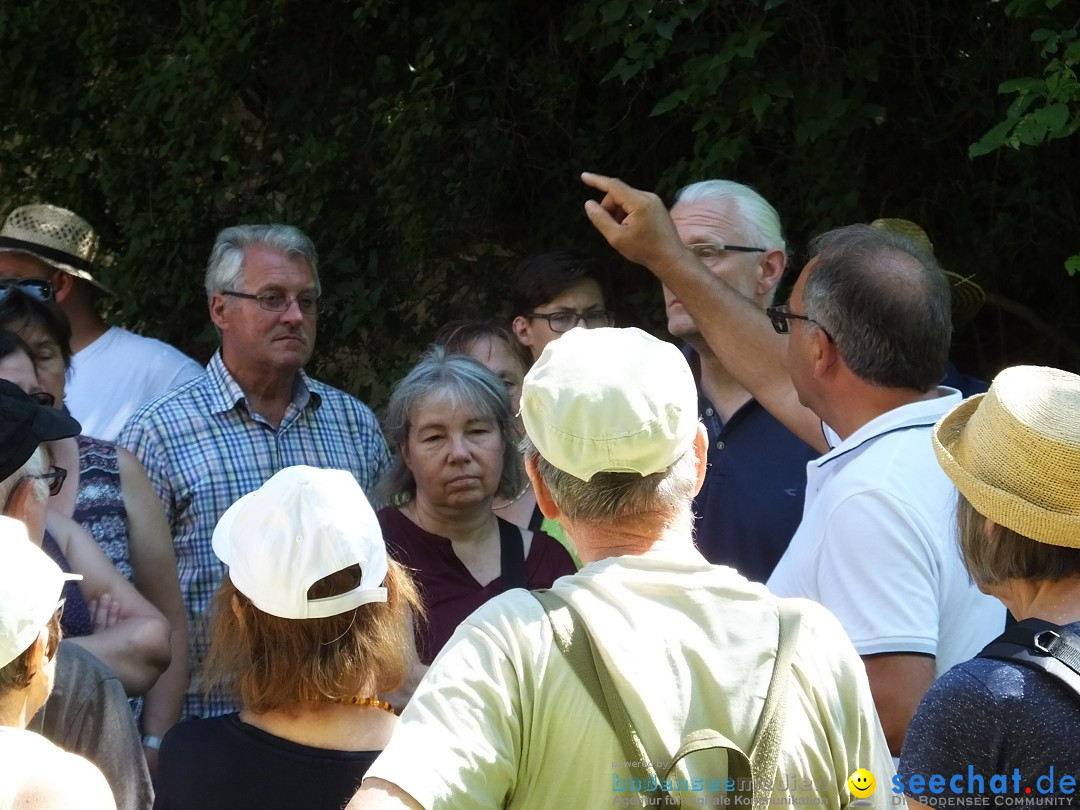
[663,600,802,803]
[749,600,802,789]
[532,589,666,801]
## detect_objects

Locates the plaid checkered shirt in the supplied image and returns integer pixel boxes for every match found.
[117,350,391,719]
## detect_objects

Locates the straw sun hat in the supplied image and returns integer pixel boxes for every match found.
[0,203,112,295]
[933,365,1080,548]
[869,218,985,329]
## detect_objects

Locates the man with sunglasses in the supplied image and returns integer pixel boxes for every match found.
[0,203,203,441]
[510,249,614,363]
[118,224,391,720]
[663,181,817,584]
[581,173,1003,758]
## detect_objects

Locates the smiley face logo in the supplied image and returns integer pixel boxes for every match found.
[848,768,876,799]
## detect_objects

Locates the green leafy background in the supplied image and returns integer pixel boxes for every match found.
[2,0,1077,409]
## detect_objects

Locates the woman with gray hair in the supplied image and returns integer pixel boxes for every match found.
[898,365,1080,794]
[376,347,575,673]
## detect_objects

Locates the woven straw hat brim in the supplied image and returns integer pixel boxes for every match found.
[933,370,1080,548]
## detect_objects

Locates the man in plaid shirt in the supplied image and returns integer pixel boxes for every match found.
[119,224,391,720]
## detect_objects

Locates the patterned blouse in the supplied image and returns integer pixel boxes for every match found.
[74,435,132,581]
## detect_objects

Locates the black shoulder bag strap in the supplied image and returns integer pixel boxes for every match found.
[979,618,1080,701]
[498,518,526,590]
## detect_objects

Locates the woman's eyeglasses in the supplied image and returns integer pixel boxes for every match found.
[24,465,68,497]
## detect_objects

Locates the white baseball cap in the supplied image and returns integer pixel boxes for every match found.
[212,466,388,620]
[520,327,699,481]
[0,517,82,669]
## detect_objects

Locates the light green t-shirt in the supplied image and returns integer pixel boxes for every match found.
[367,547,895,809]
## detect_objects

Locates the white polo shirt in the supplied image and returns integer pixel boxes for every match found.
[767,388,1004,675]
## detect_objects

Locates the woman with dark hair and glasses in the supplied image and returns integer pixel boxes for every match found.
[0,286,187,765]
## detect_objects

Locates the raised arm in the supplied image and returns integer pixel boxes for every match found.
[581,172,826,451]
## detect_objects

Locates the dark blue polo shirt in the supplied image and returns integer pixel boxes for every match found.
[686,348,819,583]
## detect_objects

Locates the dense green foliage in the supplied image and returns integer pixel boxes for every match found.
[1,0,1077,406]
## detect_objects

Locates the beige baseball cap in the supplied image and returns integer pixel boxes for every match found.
[521,327,699,481]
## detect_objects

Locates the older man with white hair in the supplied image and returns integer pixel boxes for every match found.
[349,327,893,810]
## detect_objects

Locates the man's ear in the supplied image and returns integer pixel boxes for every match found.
[524,454,560,520]
[51,271,78,305]
[691,424,708,497]
[757,249,788,299]
[511,316,533,350]
[208,293,229,332]
[809,327,839,380]
[26,629,49,674]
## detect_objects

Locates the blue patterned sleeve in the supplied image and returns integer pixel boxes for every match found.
[898,665,1004,793]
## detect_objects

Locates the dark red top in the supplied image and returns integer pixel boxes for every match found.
[377,507,576,663]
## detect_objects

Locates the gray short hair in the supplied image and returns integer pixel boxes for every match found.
[673,180,787,254]
[803,224,951,391]
[520,436,698,525]
[204,224,321,297]
[0,446,49,506]
[956,494,1080,586]
[376,346,525,505]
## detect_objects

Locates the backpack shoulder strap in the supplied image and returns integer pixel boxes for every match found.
[532,589,667,800]
[533,590,801,803]
[663,599,802,802]
[979,618,1080,702]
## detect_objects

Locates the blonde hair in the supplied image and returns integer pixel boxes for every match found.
[204,559,423,712]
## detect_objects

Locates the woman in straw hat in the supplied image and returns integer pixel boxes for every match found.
[153,466,423,810]
[898,366,1080,789]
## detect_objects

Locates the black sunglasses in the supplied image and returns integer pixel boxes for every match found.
[765,304,833,342]
[0,278,54,302]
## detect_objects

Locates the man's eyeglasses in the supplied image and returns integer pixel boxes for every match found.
[25,465,68,497]
[686,243,767,264]
[221,290,320,315]
[765,304,833,342]
[525,310,614,333]
[0,278,53,302]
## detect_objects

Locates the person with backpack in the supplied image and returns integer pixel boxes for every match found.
[348,327,894,810]
[899,366,1080,796]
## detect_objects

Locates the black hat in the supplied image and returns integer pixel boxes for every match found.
[0,379,81,483]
